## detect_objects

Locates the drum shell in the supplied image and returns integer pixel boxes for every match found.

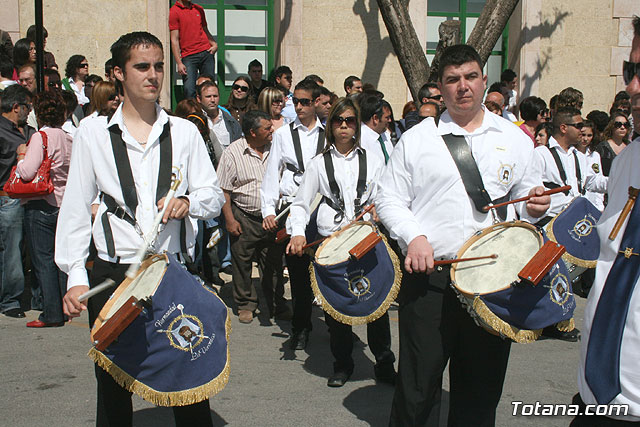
[451,221,576,342]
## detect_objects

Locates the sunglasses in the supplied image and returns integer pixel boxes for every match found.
[47,81,61,87]
[623,61,640,85]
[79,63,89,68]
[292,97,313,107]
[565,122,585,130]
[428,95,442,101]
[614,121,631,129]
[331,116,357,128]
[232,84,249,92]
[271,98,284,104]
[108,94,118,101]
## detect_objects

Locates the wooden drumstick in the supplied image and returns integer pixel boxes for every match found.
[434,254,498,266]
[609,186,639,240]
[77,280,116,302]
[482,186,572,212]
[300,204,376,250]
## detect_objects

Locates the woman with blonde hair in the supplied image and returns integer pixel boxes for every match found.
[87,81,119,116]
[257,86,287,130]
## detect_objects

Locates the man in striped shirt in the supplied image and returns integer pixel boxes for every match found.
[217,110,290,324]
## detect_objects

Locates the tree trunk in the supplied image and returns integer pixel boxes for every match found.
[376,0,430,102]
[428,20,461,83]
[466,0,520,65]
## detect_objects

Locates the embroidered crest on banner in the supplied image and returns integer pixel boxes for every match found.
[344,269,373,300]
[157,304,216,360]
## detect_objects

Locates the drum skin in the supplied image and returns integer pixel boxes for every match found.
[88,253,231,407]
[451,221,576,343]
[311,222,401,326]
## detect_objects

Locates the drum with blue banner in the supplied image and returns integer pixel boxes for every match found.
[545,196,601,281]
[310,221,401,326]
[89,253,231,407]
[451,221,576,343]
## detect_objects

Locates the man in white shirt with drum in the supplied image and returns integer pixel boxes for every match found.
[376,44,550,426]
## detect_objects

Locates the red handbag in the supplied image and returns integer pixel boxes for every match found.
[3,131,54,198]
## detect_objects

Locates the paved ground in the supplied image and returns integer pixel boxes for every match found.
[0,272,585,426]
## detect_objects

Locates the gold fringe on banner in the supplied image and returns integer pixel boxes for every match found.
[472,298,542,343]
[309,230,402,326]
[88,308,232,407]
[556,317,576,332]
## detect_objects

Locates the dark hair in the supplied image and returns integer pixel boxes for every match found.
[586,110,609,133]
[185,111,209,141]
[273,65,291,77]
[0,58,14,78]
[552,106,582,133]
[614,90,630,102]
[581,120,598,150]
[43,68,59,79]
[487,82,504,94]
[633,15,640,36]
[519,96,547,121]
[242,109,271,135]
[110,32,162,70]
[294,79,320,99]
[34,90,65,127]
[60,89,78,116]
[557,87,583,111]
[86,74,103,86]
[438,44,483,81]
[500,69,517,82]
[104,58,114,76]
[0,84,32,113]
[602,111,631,143]
[318,85,331,97]
[534,122,553,145]
[610,99,630,116]
[13,38,33,69]
[303,74,324,85]
[248,59,262,71]
[64,54,86,78]
[174,99,203,118]
[26,25,48,42]
[325,97,361,147]
[227,76,253,104]
[549,94,558,109]
[343,75,361,92]
[196,80,218,98]
[358,92,385,123]
[417,82,439,103]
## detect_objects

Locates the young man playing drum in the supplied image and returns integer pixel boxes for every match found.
[261,79,324,350]
[56,32,224,426]
[287,97,396,387]
[376,44,550,426]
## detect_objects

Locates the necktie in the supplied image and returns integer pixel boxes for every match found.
[584,198,640,404]
[378,135,389,164]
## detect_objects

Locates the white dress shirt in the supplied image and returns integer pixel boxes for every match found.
[260,116,324,218]
[69,78,90,105]
[55,104,224,289]
[376,108,543,259]
[290,145,382,237]
[584,149,605,211]
[534,137,607,218]
[208,112,230,148]
[577,138,640,421]
[61,118,77,138]
[360,123,394,165]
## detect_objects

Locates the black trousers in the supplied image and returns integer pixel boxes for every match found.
[285,252,313,334]
[89,258,213,427]
[324,311,395,372]
[389,267,511,427]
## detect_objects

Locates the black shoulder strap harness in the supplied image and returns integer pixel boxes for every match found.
[321,148,368,223]
[284,122,325,183]
[440,133,510,221]
[544,145,583,195]
[100,121,188,259]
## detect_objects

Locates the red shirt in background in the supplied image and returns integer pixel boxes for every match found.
[169,1,212,58]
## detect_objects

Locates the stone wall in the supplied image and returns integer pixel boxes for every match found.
[512,0,634,117]
[1,0,171,107]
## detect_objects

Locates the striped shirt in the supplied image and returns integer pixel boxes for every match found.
[217,137,270,216]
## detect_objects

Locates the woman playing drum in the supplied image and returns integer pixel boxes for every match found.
[286,96,396,388]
